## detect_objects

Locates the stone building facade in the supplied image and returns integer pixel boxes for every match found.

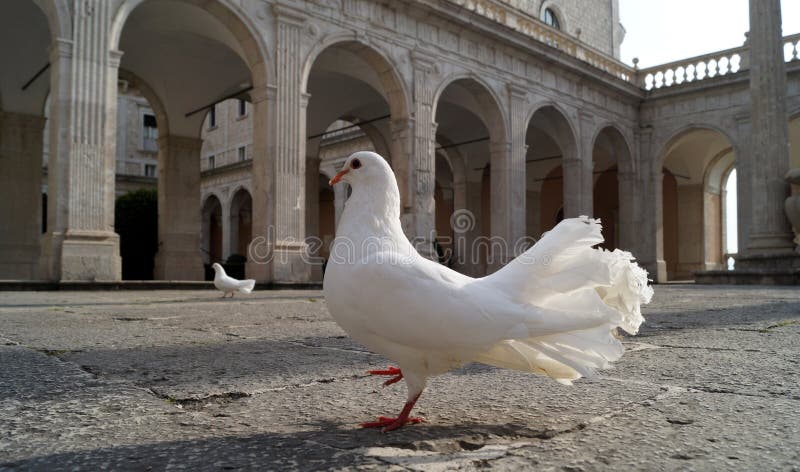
[1,0,798,284]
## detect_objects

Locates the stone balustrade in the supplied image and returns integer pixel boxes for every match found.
[785,32,800,62]
[636,45,749,90]
[449,0,799,90]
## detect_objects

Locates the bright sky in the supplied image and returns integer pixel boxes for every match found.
[619,0,800,68]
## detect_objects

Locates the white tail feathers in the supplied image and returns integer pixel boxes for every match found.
[237,279,256,293]
[478,216,653,384]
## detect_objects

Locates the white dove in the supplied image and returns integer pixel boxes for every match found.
[211,262,255,298]
[323,151,653,432]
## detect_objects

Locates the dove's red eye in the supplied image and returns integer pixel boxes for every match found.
[351,158,362,170]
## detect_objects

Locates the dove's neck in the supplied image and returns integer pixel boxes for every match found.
[337,179,408,247]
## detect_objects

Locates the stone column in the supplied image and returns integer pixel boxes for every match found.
[306,156,322,282]
[271,6,311,282]
[0,112,45,279]
[505,85,528,254]
[617,169,637,252]
[488,140,514,271]
[635,128,667,282]
[562,158,582,218]
[40,2,122,281]
[153,135,204,280]
[246,85,275,281]
[395,52,437,258]
[221,198,232,261]
[744,0,794,253]
[578,112,595,217]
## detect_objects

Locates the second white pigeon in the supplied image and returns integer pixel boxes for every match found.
[212,262,255,298]
[323,151,653,432]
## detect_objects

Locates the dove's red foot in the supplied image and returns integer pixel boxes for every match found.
[360,394,422,432]
[368,366,403,386]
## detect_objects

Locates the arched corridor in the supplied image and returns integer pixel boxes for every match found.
[659,128,736,280]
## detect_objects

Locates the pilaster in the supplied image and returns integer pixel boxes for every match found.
[246,84,275,282]
[506,84,528,251]
[272,7,311,282]
[402,53,437,258]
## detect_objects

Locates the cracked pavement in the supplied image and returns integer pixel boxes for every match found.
[0,286,799,471]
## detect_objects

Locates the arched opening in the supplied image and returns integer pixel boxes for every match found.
[525,105,577,239]
[592,126,633,251]
[789,114,800,246]
[434,77,507,275]
[115,0,267,280]
[304,41,406,280]
[201,194,223,278]
[0,0,51,280]
[434,153,455,266]
[660,128,735,280]
[229,188,252,258]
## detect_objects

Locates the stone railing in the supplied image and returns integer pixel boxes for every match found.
[636,45,749,90]
[447,0,800,91]
[785,32,800,63]
[447,0,636,82]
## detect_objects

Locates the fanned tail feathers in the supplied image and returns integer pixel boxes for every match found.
[477,216,653,384]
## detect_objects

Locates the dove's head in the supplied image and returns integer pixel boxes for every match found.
[329,151,394,189]
[211,263,223,273]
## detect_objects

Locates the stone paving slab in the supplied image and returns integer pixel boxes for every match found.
[0,286,799,470]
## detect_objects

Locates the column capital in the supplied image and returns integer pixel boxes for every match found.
[507,83,528,99]
[272,4,307,25]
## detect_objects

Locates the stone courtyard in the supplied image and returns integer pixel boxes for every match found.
[0,285,798,470]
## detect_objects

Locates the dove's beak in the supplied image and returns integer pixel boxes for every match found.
[329,169,349,186]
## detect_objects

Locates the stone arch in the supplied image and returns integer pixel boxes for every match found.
[110,0,270,87]
[117,69,170,138]
[590,122,635,173]
[591,124,634,250]
[432,73,508,145]
[433,75,509,273]
[524,102,578,238]
[0,0,53,115]
[301,34,410,122]
[525,101,578,158]
[656,125,737,280]
[229,187,253,259]
[31,0,70,40]
[655,123,740,172]
[201,193,224,265]
[112,0,270,137]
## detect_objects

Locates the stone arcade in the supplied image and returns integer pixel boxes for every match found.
[1,0,799,284]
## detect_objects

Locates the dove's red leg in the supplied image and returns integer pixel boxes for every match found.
[368,366,403,386]
[360,393,424,432]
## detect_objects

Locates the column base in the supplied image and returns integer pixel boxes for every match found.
[0,242,40,279]
[40,230,121,281]
[695,251,800,285]
[273,241,312,283]
[154,250,204,281]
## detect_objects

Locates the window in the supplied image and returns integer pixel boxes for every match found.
[208,155,215,169]
[238,146,246,161]
[208,106,216,128]
[144,164,156,177]
[543,8,560,30]
[142,113,158,152]
[238,99,247,117]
